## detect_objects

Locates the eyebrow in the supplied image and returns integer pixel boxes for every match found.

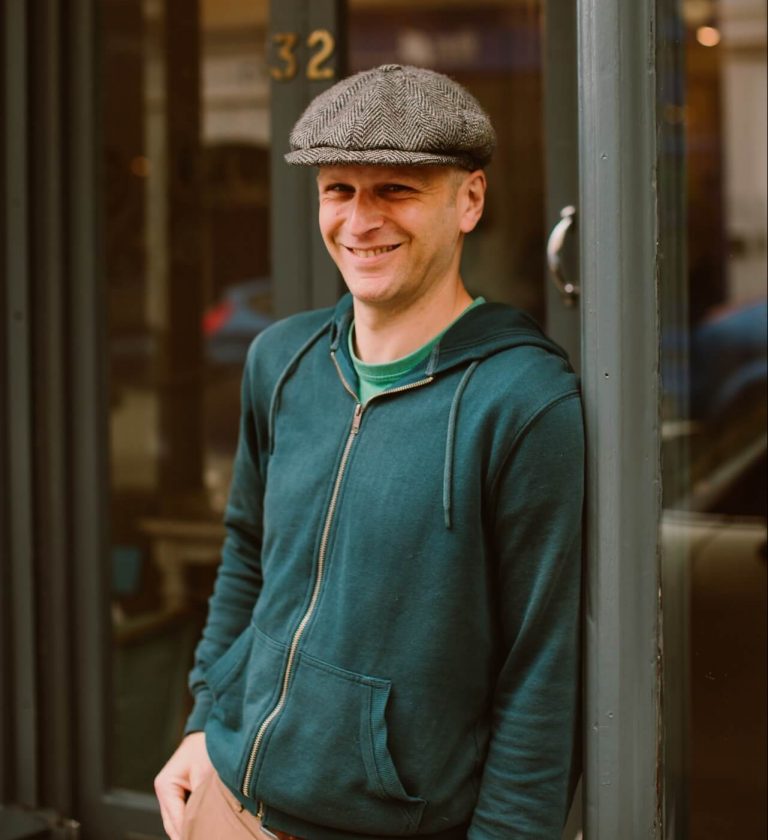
[317,169,435,186]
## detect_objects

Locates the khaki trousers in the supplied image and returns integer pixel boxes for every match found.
[181,772,303,840]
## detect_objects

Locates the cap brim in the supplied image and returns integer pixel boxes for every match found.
[284,146,480,169]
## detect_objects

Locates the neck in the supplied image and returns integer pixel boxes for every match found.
[352,281,473,364]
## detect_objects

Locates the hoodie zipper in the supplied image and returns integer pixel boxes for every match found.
[243,351,434,804]
[242,399,362,800]
[331,350,435,408]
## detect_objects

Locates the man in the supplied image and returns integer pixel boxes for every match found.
[156,64,583,840]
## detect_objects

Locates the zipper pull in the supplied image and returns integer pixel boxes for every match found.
[256,800,265,820]
[351,403,363,434]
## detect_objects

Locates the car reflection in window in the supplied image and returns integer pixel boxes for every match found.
[203,278,274,512]
[203,277,273,367]
[662,296,767,836]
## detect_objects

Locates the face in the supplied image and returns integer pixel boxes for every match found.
[317,165,486,313]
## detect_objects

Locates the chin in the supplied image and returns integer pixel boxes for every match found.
[343,275,400,306]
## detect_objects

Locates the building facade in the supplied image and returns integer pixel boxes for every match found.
[1,1,766,838]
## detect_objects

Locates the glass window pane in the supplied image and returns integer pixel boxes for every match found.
[102,0,271,792]
[660,1,767,835]
[348,0,547,322]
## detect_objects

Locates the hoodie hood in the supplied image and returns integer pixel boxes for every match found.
[327,293,570,379]
[323,293,574,529]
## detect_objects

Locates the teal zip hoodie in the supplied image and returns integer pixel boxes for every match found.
[186,294,584,840]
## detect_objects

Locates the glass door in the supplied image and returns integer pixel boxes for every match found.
[85,1,274,836]
[346,0,571,337]
[90,1,587,837]
[344,3,582,837]
[103,0,272,794]
[660,1,767,837]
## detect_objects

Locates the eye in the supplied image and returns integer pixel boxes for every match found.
[324,182,354,194]
[379,183,414,194]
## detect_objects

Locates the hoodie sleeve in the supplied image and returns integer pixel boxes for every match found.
[469,392,584,839]
[184,340,267,733]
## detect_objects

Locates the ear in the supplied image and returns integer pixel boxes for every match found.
[458,170,487,234]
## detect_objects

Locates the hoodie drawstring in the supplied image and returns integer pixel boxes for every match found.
[268,315,482,530]
[443,360,480,529]
[268,322,330,453]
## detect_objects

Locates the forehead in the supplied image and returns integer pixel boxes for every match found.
[316,164,456,186]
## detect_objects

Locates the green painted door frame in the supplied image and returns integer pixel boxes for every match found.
[577,0,662,837]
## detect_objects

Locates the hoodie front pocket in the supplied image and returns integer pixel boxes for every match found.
[207,625,286,739]
[255,654,426,836]
[206,625,254,700]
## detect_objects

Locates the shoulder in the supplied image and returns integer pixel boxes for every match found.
[440,301,580,415]
[237,306,334,413]
[244,306,334,378]
[483,343,579,403]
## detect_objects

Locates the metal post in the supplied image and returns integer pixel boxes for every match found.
[577,0,662,836]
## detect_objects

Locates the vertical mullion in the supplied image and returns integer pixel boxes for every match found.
[161,0,206,503]
[269,0,345,318]
[66,1,165,833]
[578,0,661,837]
[306,0,346,311]
[0,0,9,805]
[67,0,112,825]
[656,4,689,837]
[32,0,75,816]
[4,0,39,808]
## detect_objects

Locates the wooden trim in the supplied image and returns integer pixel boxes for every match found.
[3,0,39,807]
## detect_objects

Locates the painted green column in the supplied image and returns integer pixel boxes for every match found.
[269,0,346,317]
[577,0,662,836]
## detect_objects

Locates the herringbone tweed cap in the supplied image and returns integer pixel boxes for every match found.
[285,64,495,170]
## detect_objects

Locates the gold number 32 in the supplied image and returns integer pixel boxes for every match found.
[270,30,336,82]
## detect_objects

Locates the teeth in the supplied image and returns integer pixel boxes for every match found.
[350,245,397,258]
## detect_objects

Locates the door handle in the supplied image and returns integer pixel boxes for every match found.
[547,205,579,307]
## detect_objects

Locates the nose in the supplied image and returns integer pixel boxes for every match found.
[346,191,383,237]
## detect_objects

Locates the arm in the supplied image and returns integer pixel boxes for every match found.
[185,338,268,733]
[469,394,584,839]
[155,340,268,834]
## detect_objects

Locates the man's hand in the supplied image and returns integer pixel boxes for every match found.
[154,732,213,840]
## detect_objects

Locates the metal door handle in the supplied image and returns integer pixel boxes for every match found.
[547,205,579,306]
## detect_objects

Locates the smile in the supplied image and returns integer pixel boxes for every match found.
[346,245,400,258]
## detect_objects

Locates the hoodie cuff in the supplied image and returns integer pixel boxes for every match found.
[184,689,213,735]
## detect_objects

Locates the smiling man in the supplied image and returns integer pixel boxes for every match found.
[155,64,584,840]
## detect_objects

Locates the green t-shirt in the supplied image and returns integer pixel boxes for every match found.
[349,298,485,404]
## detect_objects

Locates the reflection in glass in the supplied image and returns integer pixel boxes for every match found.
[102,0,271,791]
[661,1,767,836]
[348,0,547,320]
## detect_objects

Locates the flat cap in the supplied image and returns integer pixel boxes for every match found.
[285,64,495,170]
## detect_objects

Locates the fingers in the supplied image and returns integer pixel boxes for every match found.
[155,733,212,839]
[155,775,188,840]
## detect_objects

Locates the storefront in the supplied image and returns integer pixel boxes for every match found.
[2,1,765,838]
